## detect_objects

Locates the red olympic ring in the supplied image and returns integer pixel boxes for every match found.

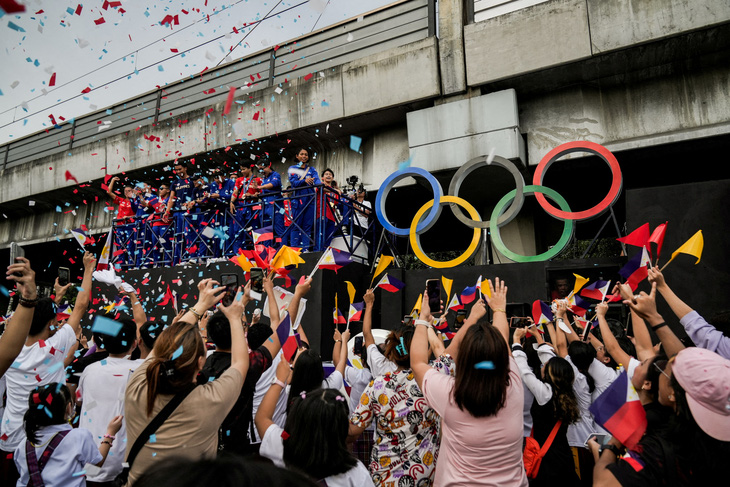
[532,141,622,221]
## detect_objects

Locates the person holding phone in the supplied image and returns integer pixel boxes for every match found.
[124,278,249,484]
[409,278,528,486]
[106,176,141,267]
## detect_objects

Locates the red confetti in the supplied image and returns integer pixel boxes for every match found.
[252,111,260,121]
[303,73,313,81]
[203,88,216,95]
[81,87,91,94]
[170,48,178,53]
[65,170,79,184]
[1,0,25,14]
[35,374,42,382]
[222,86,236,115]
[94,17,106,25]
[75,4,83,15]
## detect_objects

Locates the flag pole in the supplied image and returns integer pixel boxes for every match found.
[659,257,674,272]
[308,252,325,279]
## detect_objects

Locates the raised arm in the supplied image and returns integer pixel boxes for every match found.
[53,278,71,306]
[105,176,119,200]
[261,277,283,358]
[68,252,96,337]
[255,358,291,439]
[218,285,249,379]
[554,301,570,358]
[485,278,509,349]
[121,288,147,330]
[625,282,685,358]
[287,277,311,342]
[0,257,36,377]
[334,329,350,378]
[613,282,654,361]
[362,288,375,348]
[410,291,434,390]
[596,302,631,368]
[512,328,553,405]
[648,267,692,319]
[427,325,446,358]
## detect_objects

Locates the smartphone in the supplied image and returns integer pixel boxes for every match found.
[455,309,466,329]
[220,274,239,307]
[584,433,611,448]
[426,279,441,315]
[354,336,364,355]
[403,315,413,326]
[509,317,531,329]
[250,267,264,294]
[9,242,25,277]
[58,267,71,287]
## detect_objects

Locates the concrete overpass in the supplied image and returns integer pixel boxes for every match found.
[1,0,729,257]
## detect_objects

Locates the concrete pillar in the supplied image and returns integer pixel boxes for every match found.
[438,0,467,95]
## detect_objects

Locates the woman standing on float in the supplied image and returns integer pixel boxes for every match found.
[287,148,321,250]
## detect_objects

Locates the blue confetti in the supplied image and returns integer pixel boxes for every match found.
[0,285,8,297]
[72,470,86,477]
[91,316,123,337]
[8,22,26,32]
[171,345,183,360]
[149,434,157,443]
[349,135,362,153]
[474,361,495,370]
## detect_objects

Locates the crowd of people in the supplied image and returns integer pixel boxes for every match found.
[1,251,730,486]
[107,148,372,268]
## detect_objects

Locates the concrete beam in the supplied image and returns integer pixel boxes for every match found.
[464,0,591,86]
[587,0,730,54]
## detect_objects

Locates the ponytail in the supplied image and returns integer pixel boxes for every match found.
[145,321,205,416]
[23,383,72,443]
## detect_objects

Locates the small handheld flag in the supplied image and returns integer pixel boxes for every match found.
[617,223,650,249]
[589,370,647,449]
[661,230,703,271]
[580,280,612,301]
[619,247,651,290]
[648,221,668,262]
[370,255,394,286]
[375,274,405,293]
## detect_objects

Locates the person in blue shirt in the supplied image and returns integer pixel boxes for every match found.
[287,148,321,250]
[229,162,262,253]
[163,161,196,264]
[257,158,284,247]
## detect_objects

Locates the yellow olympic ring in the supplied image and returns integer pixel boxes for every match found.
[409,196,481,268]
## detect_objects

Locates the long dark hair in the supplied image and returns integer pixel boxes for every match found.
[453,324,510,417]
[145,321,205,416]
[283,389,357,480]
[543,357,581,424]
[382,326,414,369]
[568,341,597,393]
[288,349,324,413]
[23,383,73,443]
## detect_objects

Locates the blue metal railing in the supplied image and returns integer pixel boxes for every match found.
[111,185,376,269]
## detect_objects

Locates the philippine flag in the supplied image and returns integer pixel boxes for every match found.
[569,295,590,317]
[375,274,405,293]
[460,285,477,305]
[251,225,274,244]
[317,248,352,273]
[619,246,651,291]
[580,280,612,301]
[532,300,553,324]
[589,370,647,449]
[333,306,346,325]
[348,302,364,323]
[447,294,463,311]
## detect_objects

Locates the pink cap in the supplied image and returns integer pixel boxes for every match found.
[673,347,730,441]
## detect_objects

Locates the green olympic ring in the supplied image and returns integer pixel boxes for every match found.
[489,185,575,263]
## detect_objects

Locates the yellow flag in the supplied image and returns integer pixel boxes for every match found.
[345,281,356,305]
[271,246,305,269]
[671,230,704,264]
[572,273,589,295]
[441,276,453,304]
[232,254,253,272]
[370,255,394,286]
[480,278,492,298]
[411,293,422,315]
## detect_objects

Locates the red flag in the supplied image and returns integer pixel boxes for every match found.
[648,222,668,260]
[617,223,650,249]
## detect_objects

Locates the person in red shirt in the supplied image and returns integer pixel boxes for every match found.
[229,162,262,252]
[106,176,140,268]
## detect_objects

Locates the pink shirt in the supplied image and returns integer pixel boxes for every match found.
[421,356,528,487]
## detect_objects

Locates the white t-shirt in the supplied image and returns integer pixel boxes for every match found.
[252,352,283,443]
[1,324,77,451]
[271,370,345,429]
[354,200,371,228]
[344,366,372,413]
[77,357,144,482]
[366,344,397,378]
[260,423,374,487]
[13,424,102,487]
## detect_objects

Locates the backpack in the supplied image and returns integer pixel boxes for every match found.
[523,420,562,479]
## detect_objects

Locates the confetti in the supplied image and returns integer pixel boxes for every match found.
[171,345,183,360]
[349,135,362,152]
[7,22,26,33]
[91,316,123,337]
[474,361,495,370]
[222,86,236,116]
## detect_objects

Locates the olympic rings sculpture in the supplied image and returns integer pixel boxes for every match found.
[375,141,623,267]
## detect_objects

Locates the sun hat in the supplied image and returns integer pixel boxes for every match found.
[673,347,730,441]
